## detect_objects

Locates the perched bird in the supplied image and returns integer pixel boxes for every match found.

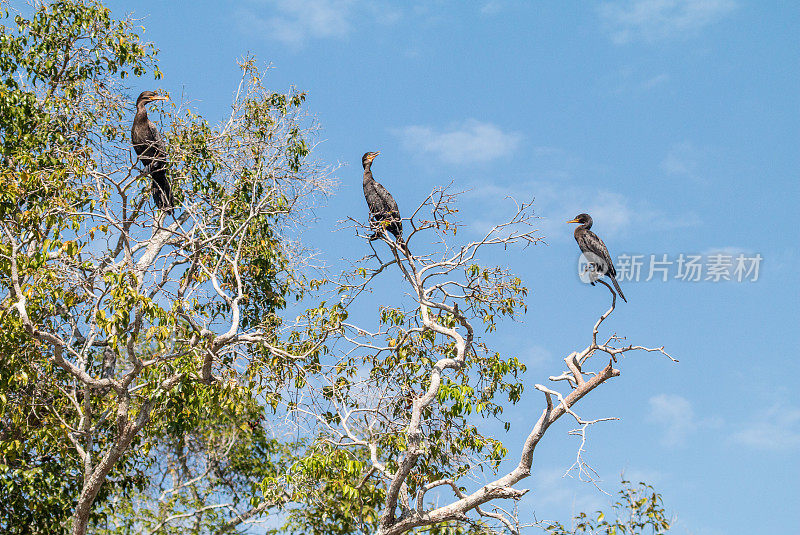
[362,151,406,252]
[567,213,627,303]
[131,91,174,213]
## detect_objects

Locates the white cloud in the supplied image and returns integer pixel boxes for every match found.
[661,142,708,182]
[608,68,671,94]
[528,188,635,241]
[646,395,723,448]
[576,191,635,237]
[620,467,664,485]
[236,0,352,47]
[465,178,698,243]
[553,188,676,240]
[236,0,400,47]
[461,144,701,243]
[530,468,607,517]
[553,186,700,241]
[599,0,737,44]
[649,397,800,452]
[396,120,522,165]
[480,1,506,15]
[647,394,698,447]
[640,72,670,90]
[733,404,800,451]
[521,344,552,368]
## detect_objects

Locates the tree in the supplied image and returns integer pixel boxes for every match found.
[275,190,675,534]
[0,1,333,533]
[542,480,672,535]
[1,2,677,534]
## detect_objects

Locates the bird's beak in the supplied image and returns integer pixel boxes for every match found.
[566,218,580,224]
[149,95,169,102]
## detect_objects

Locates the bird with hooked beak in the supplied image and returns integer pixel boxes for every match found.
[131,91,174,214]
[567,213,627,303]
[362,151,407,253]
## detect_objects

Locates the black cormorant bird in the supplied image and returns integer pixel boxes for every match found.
[362,151,406,252]
[567,213,627,303]
[132,91,174,213]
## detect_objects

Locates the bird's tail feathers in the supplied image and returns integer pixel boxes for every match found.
[609,275,627,303]
[151,169,174,215]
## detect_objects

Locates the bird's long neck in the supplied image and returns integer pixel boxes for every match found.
[363,162,373,184]
[574,221,592,240]
[135,103,149,122]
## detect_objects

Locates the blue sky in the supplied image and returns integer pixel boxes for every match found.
[106,1,799,532]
